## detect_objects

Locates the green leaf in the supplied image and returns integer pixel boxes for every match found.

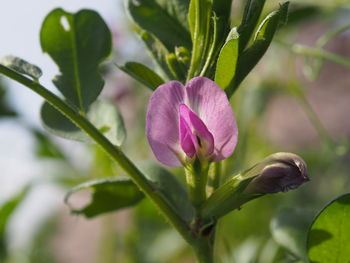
[0,186,30,260]
[206,0,233,77]
[126,0,191,51]
[200,175,257,221]
[0,55,42,80]
[65,176,145,218]
[237,0,266,52]
[40,8,112,111]
[214,37,239,90]
[271,208,313,261]
[212,0,232,25]
[227,2,289,97]
[118,62,164,90]
[41,100,126,146]
[187,0,213,78]
[166,53,187,82]
[66,162,194,221]
[139,162,195,222]
[210,0,233,73]
[307,193,350,263]
[137,29,175,80]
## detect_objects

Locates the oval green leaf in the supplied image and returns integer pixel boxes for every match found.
[41,100,126,146]
[307,193,350,263]
[40,8,112,111]
[214,38,239,90]
[65,176,144,218]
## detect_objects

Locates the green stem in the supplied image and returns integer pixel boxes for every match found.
[192,237,215,263]
[199,15,218,77]
[187,0,212,82]
[316,22,350,47]
[212,162,221,190]
[276,39,350,68]
[0,64,192,244]
[292,44,350,67]
[293,85,336,149]
[185,160,210,210]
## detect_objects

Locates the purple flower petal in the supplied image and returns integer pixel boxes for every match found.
[179,104,214,157]
[185,77,238,161]
[146,77,238,166]
[179,113,197,158]
[146,81,185,166]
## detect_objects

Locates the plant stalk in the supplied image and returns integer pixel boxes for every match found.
[192,236,215,263]
[185,160,210,210]
[0,65,192,244]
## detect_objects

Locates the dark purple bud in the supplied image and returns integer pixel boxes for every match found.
[245,153,309,194]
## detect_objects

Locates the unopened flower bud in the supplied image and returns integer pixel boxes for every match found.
[200,152,309,220]
[244,152,309,194]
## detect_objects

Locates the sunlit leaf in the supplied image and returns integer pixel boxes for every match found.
[65,176,144,218]
[126,0,191,51]
[40,8,111,111]
[0,56,42,80]
[307,193,350,263]
[227,2,289,97]
[119,62,165,90]
[41,100,126,146]
[215,37,239,90]
[271,208,313,261]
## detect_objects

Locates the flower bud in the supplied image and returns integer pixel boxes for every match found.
[244,152,309,194]
[200,152,309,220]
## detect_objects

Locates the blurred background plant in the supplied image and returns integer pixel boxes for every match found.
[0,0,350,262]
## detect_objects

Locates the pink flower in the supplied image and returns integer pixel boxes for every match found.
[146,77,238,166]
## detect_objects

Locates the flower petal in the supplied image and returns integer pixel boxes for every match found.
[146,81,185,166]
[185,77,238,161]
[179,114,196,158]
[179,103,214,157]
